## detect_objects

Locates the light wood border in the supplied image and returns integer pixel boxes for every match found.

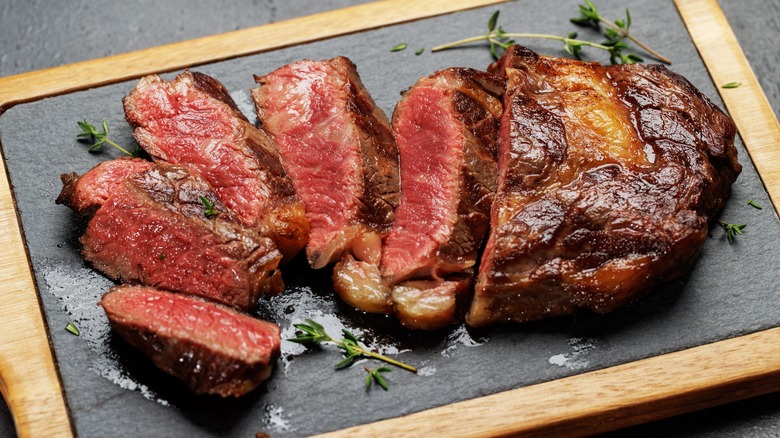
[676,0,780,216]
[0,0,778,437]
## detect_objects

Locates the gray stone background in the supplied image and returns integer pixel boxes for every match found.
[0,0,778,436]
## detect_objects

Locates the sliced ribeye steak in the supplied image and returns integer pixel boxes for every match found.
[124,70,308,262]
[101,285,281,397]
[468,46,742,327]
[251,57,399,269]
[78,163,283,309]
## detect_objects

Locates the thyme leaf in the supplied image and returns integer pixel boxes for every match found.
[65,322,80,336]
[748,199,762,210]
[364,366,391,391]
[199,196,218,219]
[721,82,742,89]
[391,43,408,52]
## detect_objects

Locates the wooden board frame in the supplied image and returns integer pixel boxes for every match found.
[0,0,777,436]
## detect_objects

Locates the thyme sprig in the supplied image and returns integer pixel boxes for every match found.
[77,120,139,157]
[718,220,746,245]
[431,10,646,64]
[364,366,391,391]
[570,0,670,64]
[289,319,417,372]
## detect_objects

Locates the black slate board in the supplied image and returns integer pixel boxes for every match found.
[2,1,780,436]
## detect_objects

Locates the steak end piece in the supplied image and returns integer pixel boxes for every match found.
[56,157,154,217]
[124,70,308,262]
[252,57,399,269]
[468,46,741,327]
[81,164,283,310]
[101,285,281,397]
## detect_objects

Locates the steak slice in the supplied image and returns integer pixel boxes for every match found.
[468,46,741,327]
[101,285,280,397]
[56,157,154,217]
[124,71,308,262]
[381,68,503,284]
[81,164,283,310]
[251,57,399,269]
[331,68,502,329]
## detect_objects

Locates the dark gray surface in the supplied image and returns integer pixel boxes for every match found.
[1,0,780,437]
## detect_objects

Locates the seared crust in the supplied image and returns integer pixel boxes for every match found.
[82,164,283,310]
[468,46,741,327]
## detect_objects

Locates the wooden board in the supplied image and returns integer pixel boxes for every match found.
[0,0,778,436]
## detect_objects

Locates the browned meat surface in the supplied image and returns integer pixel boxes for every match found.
[56,157,154,217]
[251,57,399,269]
[81,164,283,310]
[124,71,308,262]
[468,46,741,327]
[101,285,281,397]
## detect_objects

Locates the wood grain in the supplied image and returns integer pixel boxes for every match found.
[0,0,779,436]
[0,0,505,113]
[676,0,780,216]
[0,155,72,437]
[319,326,780,437]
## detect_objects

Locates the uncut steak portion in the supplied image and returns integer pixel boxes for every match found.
[101,285,281,397]
[251,57,399,269]
[124,71,308,261]
[468,46,741,327]
[382,68,503,284]
[81,164,283,310]
[56,157,154,217]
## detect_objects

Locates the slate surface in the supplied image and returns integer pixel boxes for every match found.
[1,0,780,436]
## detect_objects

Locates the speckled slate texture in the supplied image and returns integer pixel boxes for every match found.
[1,1,779,436]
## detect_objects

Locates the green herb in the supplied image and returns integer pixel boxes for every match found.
[748,199,763,210]
[159,253,166,261]
[721,82,742,89]
[77,120,139,157]
[415,48,425,56]
[431,10,649,64]
[65,322,80,336]
[718,220,746,245]
[199,196,218,219]
[391,43,408,52]
[364,366,391,391]
[570,0,670,64]
[288,319,417,372]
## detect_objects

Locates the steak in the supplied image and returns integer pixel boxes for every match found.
[81,163,283,309]
[56,157,153,217]
[468,46,741,327]
[331,68,502,329]
[381,68,503,283]
[251,57,399,269]
[124,71,308,262]
[101,285,281,397]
